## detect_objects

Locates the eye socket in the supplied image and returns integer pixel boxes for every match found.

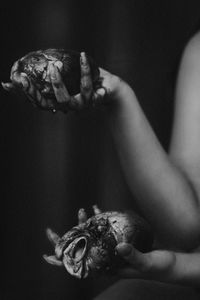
[63,237,87,263]
[72,238,87,260]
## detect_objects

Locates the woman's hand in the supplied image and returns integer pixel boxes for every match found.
[48,52,122,112]
[116,242,200,287]
[2,52,122,113]
[116,243,176,279]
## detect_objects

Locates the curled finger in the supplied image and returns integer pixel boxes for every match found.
[50,63,70,112]
[78,208,87,224]
[24,77,53,110]
[80,52,93,104]
[93,87,107,106]
[68,93,85,110]
[115,243,152,272]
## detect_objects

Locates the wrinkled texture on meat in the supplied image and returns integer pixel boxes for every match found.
[44,209,154,279]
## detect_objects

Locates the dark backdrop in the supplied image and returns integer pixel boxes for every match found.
[1,1,200,299]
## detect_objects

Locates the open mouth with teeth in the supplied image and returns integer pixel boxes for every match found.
[62,236,89,279]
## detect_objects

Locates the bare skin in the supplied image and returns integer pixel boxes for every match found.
[2,50,200,250]
[5,50,200,249]
[114,32,200,286]
[2,35,200,285]
[43,205,200,287]
[116,242,200,287]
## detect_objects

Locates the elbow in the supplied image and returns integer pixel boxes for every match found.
[158,215,200,251]
[171,218,200,251]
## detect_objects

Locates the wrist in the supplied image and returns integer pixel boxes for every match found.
[98,68,135,108]
[107,76,135,108]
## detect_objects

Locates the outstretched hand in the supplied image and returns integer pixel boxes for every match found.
[116,242,176,281]
[48,53,109,112]
[2,52,121,113]
[116,242,200,287]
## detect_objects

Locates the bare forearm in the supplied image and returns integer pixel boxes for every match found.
[107,81,200,249]
[149,251,200,287]
[166,251,200,286]
[117,242,200,287]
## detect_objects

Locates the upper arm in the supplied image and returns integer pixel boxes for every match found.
[170,31,200,175]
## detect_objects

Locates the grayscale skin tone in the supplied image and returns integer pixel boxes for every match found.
[2,32,200,286]
[43,205,153,279]
[2,52,108,112]
[43,206,99,268]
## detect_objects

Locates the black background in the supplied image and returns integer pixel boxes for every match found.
[1,0,200,299]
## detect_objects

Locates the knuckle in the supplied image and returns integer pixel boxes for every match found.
[81,77,92,91]
[82,83,91,92]
[40,98,48,109]
[55,90,68,103]
[52,79,61,88]
[81,65,91,75]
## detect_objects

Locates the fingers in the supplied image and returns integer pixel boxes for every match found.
[116,243,153,272]
[25,80,44,108]
[116,243,176,274]
[6,55,106,112]
[69,93,86,110]
[24,77,56,111]
[49,63,70,113]
[93,87,107,105]
[46,228,60,246]
[49,54,106,111]
[80,52,93,104]
[9,68,47,109]
[5,62,55,111]
[78,208,87,224]
[50,61,87,111]
[144,250,176,273]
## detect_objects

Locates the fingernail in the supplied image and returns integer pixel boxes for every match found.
[54,60,63,71]
[21,77,29,90]
[78,208,87,222]
[80,52,86,64]
[49,64,57,80]
[115,243,133,256]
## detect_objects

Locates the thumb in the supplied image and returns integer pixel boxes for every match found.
[116,242,133,257]
[116,242,151,272]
